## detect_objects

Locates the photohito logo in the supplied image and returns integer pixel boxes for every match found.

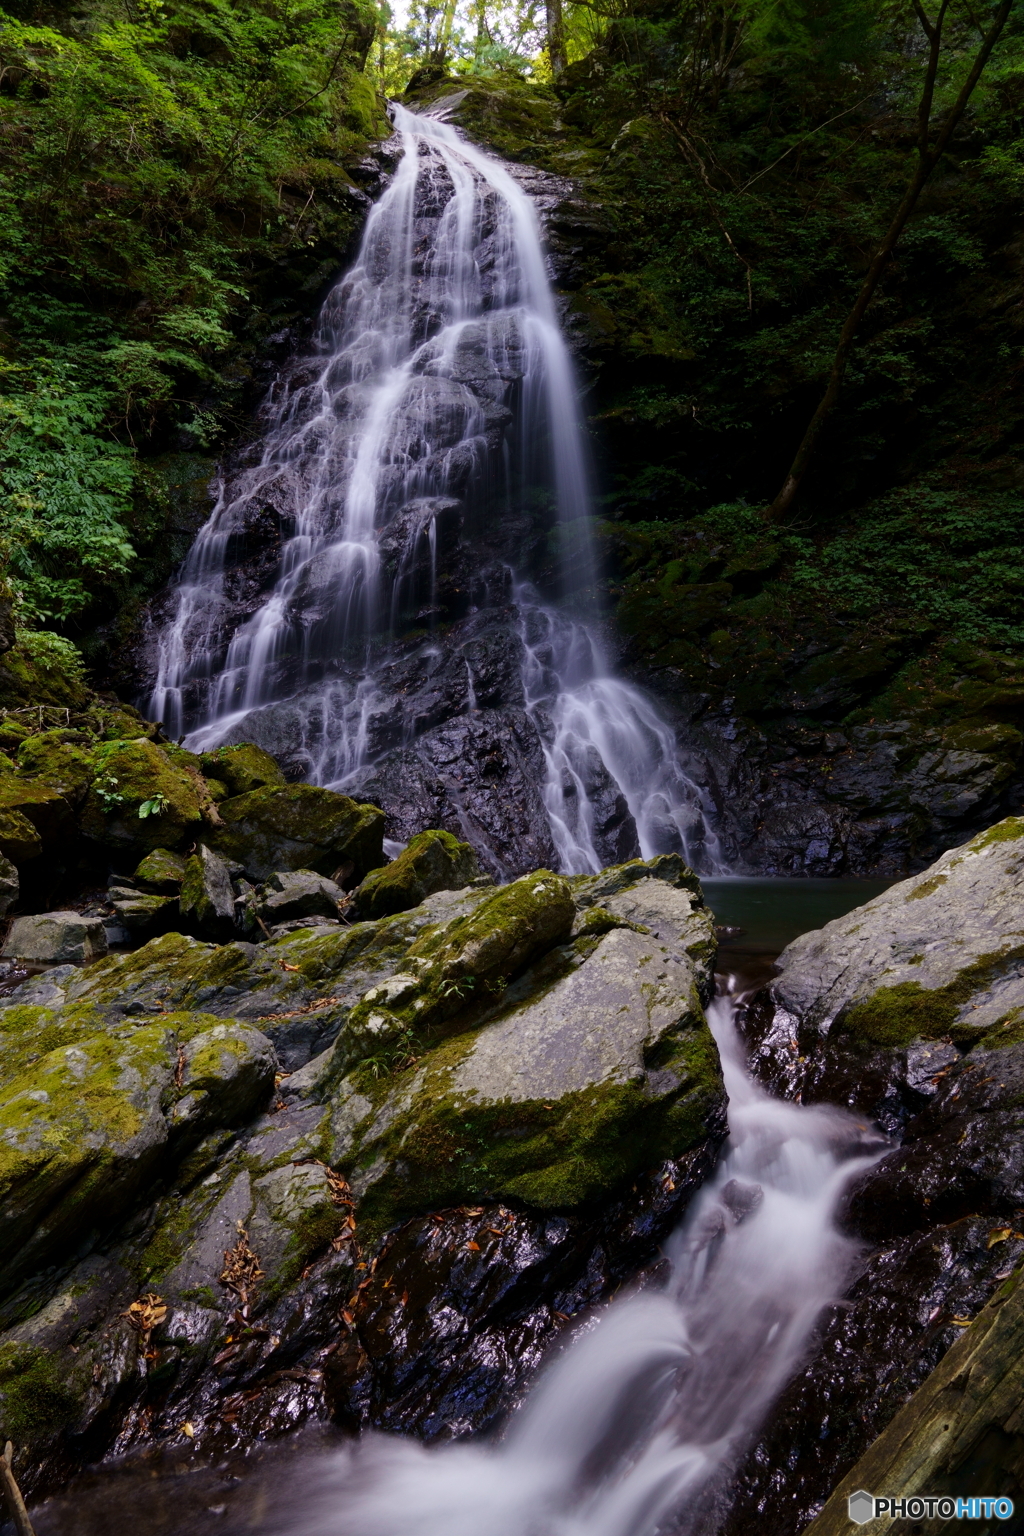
[848,1490,1015,1523]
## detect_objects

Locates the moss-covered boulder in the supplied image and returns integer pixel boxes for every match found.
[351,828,481,921]
[759,815,1024,1080]
[79,737,204,855]
[108,888,179,936]
[0,805,40,863]
[0,777,77,859]
[0,631,90,710]
[15,731,94,807]
[133,846,187,892]
[209,783,385,882]
[49,883,494,1071]
[325,885,724,1236]
[334,870,576,1067]
[179,844,237,940]
[197,742,286,797]
[0,1010,275,1299]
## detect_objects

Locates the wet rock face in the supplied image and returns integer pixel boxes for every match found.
[629,667,1024,878]
[722,818,1024,1535]
[0,853,724,1498]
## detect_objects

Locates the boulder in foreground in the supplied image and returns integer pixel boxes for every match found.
[1,910,107,964]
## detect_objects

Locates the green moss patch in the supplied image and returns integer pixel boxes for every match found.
[0,1342,83,1441]
[970,817,1024,851]
[907,874,949,901]
[352,828,479,920]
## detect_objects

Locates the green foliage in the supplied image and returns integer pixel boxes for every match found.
[0,0,382,630]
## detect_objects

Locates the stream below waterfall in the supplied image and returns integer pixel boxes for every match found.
[27,880,891,1536]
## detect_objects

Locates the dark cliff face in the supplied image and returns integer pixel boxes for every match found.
[388,76,1024,880]
[123,72,1024,879]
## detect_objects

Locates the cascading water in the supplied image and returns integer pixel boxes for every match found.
[148,98,724,876]
[286,982,885,1536]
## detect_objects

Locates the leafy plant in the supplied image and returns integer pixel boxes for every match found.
[138,793,170,819]
[95,776,127,811]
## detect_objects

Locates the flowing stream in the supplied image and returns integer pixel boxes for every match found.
[148,99,723,874]
[288,982,885,1536]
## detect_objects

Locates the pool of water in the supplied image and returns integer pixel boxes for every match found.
[704,875,896,988]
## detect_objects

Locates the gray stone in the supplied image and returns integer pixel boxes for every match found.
[1,910,107,964]
[179,843,237,940]
[325,873,724,1227]
[0,852,18,919]
[772,817,1024,1035]
[108,890,179,936]
[258,868,345,925]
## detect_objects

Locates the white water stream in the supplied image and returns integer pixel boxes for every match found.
[148,99,723,874]
[289,983,885,1536]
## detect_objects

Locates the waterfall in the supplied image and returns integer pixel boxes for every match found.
[148,98,723,875]
[286,983,885,1536]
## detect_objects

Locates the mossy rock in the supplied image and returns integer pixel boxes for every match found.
[337,870,576,1063]
[15,731,94,807]
[209,783,385,882]
[332,919,726,1238]
[0,1010,275,1298]
[0,852,17,918]
[79,737,204,855]
[839,982,961,1049]
[133,846,187,891]
[197,742,286,797]
[81,702,153,743]
[0,778,76,860]
[0,632,90,710]
[0,805,42,863]
[351,828,480,921]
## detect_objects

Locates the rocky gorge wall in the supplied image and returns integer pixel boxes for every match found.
[98,77,1022,882]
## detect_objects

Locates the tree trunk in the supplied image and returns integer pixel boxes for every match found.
[766,0,1013,523]
[547,0,567,76]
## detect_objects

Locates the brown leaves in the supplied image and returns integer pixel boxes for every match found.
[986,1226,1024,1248]
[219,1222,264,1316]
[260,998,339,1022]
[121,1293,167,1347]
[278,961,301,973]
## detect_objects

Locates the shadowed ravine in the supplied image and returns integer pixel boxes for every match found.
[147,101,722,877]
[284,983,885,1536]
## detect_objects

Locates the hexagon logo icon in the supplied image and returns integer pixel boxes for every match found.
[848,1489,876,1525]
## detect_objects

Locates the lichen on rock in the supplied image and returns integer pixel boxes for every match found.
[209,783,385,882]
[351,828,481,920]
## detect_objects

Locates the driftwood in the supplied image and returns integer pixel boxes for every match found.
[0,1442,36,1536]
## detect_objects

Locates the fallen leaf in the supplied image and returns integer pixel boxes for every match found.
[340,1309,355,1327]
[279,962,301,973]
[951,1317,973,1326]
[181,1422,195,1439]
[401,1291,409,1306]
[465,1241,481,1252]
[988,1227,1013,1248]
